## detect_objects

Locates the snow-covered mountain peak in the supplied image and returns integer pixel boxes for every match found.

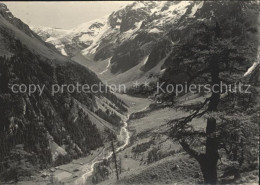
[71,15,108,33]
[32,15,110,57]
[32,1,258,87]
[32,1,199,57]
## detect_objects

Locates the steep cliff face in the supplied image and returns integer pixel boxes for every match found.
[0,3,127,181]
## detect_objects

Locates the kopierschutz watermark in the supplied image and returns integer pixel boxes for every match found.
[156,81,251,96]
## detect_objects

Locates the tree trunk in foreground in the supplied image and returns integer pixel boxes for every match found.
[202,53,220,184]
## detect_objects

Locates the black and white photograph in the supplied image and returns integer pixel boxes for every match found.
[0,1,259,185]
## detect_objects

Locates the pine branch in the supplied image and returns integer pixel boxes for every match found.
[179,140,203,161]
[169,97,210,128]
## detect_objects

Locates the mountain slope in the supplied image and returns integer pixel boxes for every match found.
[0,3,67,61]
[34,1,258,89]
[16,2,259,184]
[31,16,108,57]
[0,3,127,182]
[32,2,203,84]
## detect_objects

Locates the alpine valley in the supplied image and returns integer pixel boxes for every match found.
[0,1,259,185]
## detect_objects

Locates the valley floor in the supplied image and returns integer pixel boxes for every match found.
[3,94,151,185]
[3,94,258,185]
[88,94,259,185]
[93,98,204,185]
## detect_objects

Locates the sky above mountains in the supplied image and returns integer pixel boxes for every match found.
[4,1,131,29]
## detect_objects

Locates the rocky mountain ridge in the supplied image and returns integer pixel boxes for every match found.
[33,1,259,88]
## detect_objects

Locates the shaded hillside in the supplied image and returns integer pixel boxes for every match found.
[0,3,128,182]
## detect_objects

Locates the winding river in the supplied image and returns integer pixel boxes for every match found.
[74,114,131,185]
[73,103,150,185]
